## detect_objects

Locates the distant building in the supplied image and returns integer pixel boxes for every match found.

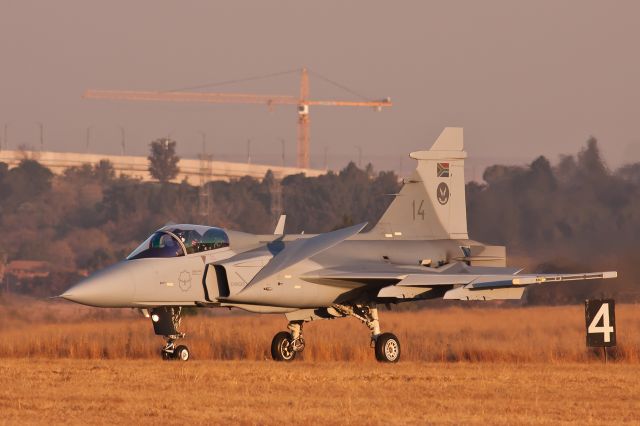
[0,150,325,184]
[4,260,50,280]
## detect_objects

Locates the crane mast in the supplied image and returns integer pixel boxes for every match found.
[297,68,310,169]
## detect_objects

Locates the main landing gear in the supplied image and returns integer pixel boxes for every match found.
[269,304,401,363]
[333,304,401,363]
[271,320,305,361]
[150,307,190,361]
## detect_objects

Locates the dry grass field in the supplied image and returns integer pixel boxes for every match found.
[1,295,639,362]
[1,295,640,424]
[1,360,639,425]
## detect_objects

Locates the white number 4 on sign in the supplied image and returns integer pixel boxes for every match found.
[585,299,616,347]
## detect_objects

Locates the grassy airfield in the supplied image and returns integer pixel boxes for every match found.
[2,296,640,423]
[2,360,639,424]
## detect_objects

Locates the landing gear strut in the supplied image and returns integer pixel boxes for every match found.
[271,320,306,361]
[333,304,401,363]
[150,307,190,361]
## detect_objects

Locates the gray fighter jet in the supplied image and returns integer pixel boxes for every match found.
[61,128,617,362]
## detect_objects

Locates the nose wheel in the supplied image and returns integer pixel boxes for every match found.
[160,340,191,361]
[175,345,190,361]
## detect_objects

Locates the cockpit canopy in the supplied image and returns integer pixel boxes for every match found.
[127,224,229,260]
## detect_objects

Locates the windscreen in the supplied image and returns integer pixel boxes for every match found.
[127,232,185,260]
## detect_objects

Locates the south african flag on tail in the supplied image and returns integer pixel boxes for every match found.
[437,162,449,177]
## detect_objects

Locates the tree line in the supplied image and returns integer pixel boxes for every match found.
[0,137,637,303]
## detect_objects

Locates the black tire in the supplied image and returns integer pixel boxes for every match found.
[271,331,296,361]
[174,345,190,362]
[161,350,172,361]
[374,333,401,363]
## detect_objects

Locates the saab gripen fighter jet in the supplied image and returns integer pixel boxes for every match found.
[61,128,617,362]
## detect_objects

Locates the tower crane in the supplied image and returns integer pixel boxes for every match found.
[83,68,391,169]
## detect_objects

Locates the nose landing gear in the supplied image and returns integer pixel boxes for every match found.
[150,307,190,361]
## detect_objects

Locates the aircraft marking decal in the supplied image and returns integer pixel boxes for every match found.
[437,182,449,205]
[412,200,425,220]
[178,270,192,291]
[437,162,450,177]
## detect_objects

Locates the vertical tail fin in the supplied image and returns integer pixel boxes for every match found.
[371,127,468,240]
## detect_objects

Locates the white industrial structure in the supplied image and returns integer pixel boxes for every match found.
[0,149,325,183]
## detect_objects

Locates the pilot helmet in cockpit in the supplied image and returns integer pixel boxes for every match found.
[171,229,201,254]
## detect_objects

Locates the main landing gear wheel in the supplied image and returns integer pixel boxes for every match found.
[375,332,401,363]
[271,331,296,361]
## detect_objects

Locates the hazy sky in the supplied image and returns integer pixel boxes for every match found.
[1,1,639,177]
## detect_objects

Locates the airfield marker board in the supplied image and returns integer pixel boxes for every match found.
[585,299,616,362]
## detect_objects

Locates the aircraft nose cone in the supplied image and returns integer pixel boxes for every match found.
[61,262,136,307]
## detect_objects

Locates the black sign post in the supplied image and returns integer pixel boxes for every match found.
[585,299,616,363]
